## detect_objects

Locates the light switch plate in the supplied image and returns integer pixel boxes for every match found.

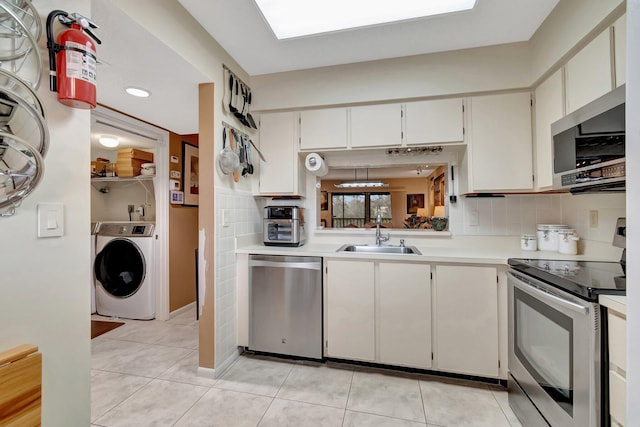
[170,156,179,164]
[170,190,184,204]
[37,203,64,237]
[467,210,479,226]
[170,170,181,179]
[589,210,598,228]
[170,179,180,190]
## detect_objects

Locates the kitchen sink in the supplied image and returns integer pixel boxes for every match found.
[337,244,422,255]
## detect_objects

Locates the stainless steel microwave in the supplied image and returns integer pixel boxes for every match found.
[551,85,625,193]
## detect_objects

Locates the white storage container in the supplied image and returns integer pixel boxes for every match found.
[558,229,579,255]
[520,235,538,251]
[537,224,570,252]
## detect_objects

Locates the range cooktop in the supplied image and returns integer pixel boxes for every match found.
[508,258,626,302]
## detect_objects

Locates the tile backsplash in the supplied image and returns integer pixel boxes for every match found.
[455,194,563,236]
[214,187,262,366]
[450,193,625,243]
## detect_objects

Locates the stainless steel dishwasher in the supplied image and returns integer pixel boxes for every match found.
[248,255,323,359]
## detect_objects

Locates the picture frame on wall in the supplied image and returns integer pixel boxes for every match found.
[182,141,199,207]
[406,193,424,214]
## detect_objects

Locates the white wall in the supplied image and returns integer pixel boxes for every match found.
[252,43,531,111]
[0,1,91,425]
[626,0,639,423]
[91,182,156,222]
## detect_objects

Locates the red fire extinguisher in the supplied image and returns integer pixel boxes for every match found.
[46,11,101,109]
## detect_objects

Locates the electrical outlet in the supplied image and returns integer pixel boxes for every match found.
[589,210,598,228]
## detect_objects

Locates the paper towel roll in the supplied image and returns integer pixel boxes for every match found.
[305,152,328,176]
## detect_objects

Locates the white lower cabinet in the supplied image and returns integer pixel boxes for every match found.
[325,259,376,361]
[325,259,430,367]
[434,265,499,377]
[607,307,627,427]
[378,262,431,368]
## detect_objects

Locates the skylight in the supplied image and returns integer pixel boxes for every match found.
[254,0,478,40]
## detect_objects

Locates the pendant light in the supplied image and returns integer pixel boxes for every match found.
[334,168,388,188]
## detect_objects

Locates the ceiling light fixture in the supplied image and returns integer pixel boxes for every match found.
[334,168,389,188]
[254,0,477,39]
[99,136,119,148]
[125,87,151,98]
[387,146,443,156]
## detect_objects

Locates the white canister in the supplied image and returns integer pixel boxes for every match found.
[558,229,579,255]
[520,235,538,251]
[537,224,570,252]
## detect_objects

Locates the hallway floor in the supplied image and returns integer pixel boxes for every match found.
[91,306,522,427]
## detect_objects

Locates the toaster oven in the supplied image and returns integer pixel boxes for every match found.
[263,206,305,247]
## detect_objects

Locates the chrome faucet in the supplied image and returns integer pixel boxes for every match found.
[375,208,389,246]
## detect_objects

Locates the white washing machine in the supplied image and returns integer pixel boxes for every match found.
[94,222,155,320]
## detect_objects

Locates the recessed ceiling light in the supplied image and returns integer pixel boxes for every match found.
[125,87,151,98]
[99,136,119,148]
[254,0,477,39]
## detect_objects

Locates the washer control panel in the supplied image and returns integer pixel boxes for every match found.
[97,222,155,237]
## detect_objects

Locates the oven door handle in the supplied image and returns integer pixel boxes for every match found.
[508,271,589,315]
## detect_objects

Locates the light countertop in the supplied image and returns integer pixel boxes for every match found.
[600,295,627,316]
[236,243,614,265]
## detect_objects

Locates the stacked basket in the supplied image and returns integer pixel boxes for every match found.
[0,0,48,217]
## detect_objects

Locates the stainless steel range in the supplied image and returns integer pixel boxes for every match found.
[507,218,626,427]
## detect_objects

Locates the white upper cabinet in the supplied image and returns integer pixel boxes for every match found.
[299,108,348,150]
[257,112,305,196]
[350,103,402,148]
[468,92,533,192]
[404,98,464,145]
[565,29,613,113]
[614,14,626,87]
[534,70,564,190]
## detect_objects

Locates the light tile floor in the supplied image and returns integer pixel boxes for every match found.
[91,307,523,427]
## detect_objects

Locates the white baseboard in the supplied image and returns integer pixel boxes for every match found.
[197,366,217,380]
[197,349,241,380]
[169,301,196,319]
